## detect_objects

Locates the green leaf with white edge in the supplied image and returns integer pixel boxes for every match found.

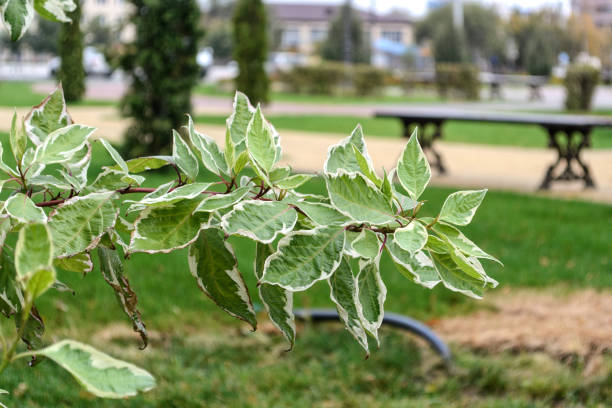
[188,228,256,329]
[425,233,449,254]
[352,144,381,187]
[194,186,250,213]
[385,238,440,289]
[224,127,235,171]
[0,139,17,176]
[448,246,490,282]
[1,0,34,41]
[15,223,53,283]
[396,130,431,200]
[129,198,210,254]
[227,91,255,145]
[294,201,351,227]
[86,169,134,192]
[326,171,395,225]
[27,174,70,190]
[351,229,380,259]
[9,110,26,162]
[33,0,75,22]
[324,124,372,175]
[246,105,277,173]
[356,257,386,346]
[131,182,212,209]
[172,130,198,181]
[393,187,419,214]
[5,193,47,223]
[61,142,91,190]
[394,221,428,255]
[381,168,393,203]
[221,200,297,244]
[98,138,128,173]
[261,226,345,291]
[430,250,488,299]
[48,191,118,258]
[328,256,369,355]
[432,221,502,265]
[24,84,72,145]
[98,247,147,348]
[439,189,487,226]
[275,174,313,190]
[31,340,155,398]
[118,156,172,174]
[269,166,291,183]
[34,124,95,165]
[54,252,93,274]
[233,150,249,175]
[185,115,229,177]
[254,242,295,348]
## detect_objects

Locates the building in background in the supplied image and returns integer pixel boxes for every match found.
[268,2,413,65]
[81,0,131,26]
[571,0,612,26]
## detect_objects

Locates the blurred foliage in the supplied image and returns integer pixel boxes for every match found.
[277,63,387,96]
[416,3,507,65]
[120,0,204,156]
[84,16,115,49]
[58,0,85,102]
[564,64,600,111]
[508,9,572,76]
[232,0,269,104]
[321,1,369,64]
[435,63,480,100]
[22,18,60,54]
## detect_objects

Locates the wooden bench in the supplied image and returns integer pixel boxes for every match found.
[376,108,612,189]
[479,73,547,101]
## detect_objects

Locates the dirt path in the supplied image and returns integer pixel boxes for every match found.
[1,106,612,204]
[433,288,612,361]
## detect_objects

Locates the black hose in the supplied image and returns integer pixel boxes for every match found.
[294,308,452,365]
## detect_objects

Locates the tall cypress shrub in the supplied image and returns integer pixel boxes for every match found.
[58,0,85,102]
[120,0,203,156]
[232,0,269,104]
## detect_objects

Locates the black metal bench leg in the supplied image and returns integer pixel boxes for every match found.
[539,128,596,190]
[294,308,452,366]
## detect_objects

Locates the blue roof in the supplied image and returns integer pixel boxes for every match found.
[373,38,407,56]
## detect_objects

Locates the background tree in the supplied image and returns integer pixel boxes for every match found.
[120,0,204,156]
[58,0,85,102]
[416,2,507,65]
[232,0,269,104]
[508,9,569,76]
[321,1,369,64]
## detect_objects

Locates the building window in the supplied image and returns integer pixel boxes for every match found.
[310,28,327,43]
[381,30,402,43]
[281,28,300,48]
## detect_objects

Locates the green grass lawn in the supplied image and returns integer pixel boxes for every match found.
[195,83,442,105]
[0,142,609,406]
[195,114,612,149]
[0,81,114,107]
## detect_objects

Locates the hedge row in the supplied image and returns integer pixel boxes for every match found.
[564,64,600,111]
[277,63,388,96]
[434,63,480,100]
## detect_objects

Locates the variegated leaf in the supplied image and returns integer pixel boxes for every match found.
[194,186,250,213]
[54,252,93,275]
[328,256,369,354]
[396,130,431,200]
[33,0,75,23]
[9,110,26,161]
[34,124,95,165]
[1,0,34,41]
[189,228,256,329]
[356,257,386,346]
[98,138,128,173]
[48,191,118,257]
[33,340,155,398]
[172,130,198,181]
[439,189,487,226]
[246,105,277,173]
[221,200,297,244]
[261,226,345,291]
[4,193,47,223]
[432,222,502,265]
[227,91,255,146]
[118,156,172,174]
[98,247,147,348]
[294,201,351,226]
[185,115,229,177]
[386,238,440,289]
[324,124,372,175]
[351,229,380,259]
[129,198,210,254]
[254,242,295,348]
[393,221,428,255]
[24,84,72,145]
[15,223,55,298]
[326,171,395,225]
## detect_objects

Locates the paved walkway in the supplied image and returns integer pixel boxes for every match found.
[2,106,611,204]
